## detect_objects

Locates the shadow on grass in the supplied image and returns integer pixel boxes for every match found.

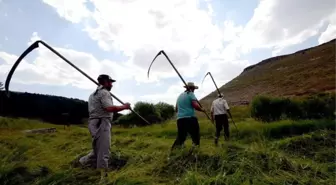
[71,151,129,171]
[0,166,50,185]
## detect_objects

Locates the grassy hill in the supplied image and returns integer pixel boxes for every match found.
[201,39,336,106]
[0,116,335,185]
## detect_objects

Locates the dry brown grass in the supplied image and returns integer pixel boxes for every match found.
[201,39,336,107]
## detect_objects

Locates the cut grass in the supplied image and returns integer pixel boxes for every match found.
[0,117,335,185]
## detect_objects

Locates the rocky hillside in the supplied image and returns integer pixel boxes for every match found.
[201,39,336,106]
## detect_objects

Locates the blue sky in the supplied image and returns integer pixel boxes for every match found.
[0,0,335,108]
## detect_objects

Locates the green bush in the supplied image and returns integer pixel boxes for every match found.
[116,101,166,127]
[302,96,326,119]
[133,101,162,125]
[251,93,335,122]
[251,96,284,122]
[114,113,136,127]
[282,99,303,120]
[250,96,267,122]
[302,93,335,119]
[155,102,175,121]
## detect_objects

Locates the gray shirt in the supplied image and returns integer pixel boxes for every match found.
[88,86,114,120]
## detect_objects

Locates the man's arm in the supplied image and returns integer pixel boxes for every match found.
[188,92,204,112]
[105,104,130,112]
[210,102,214,121]
[191,101,204,112]
[227,109,233,119]
[101,91,130,112]
[224,100,233,119]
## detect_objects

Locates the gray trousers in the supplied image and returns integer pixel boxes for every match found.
[79,118,111,169]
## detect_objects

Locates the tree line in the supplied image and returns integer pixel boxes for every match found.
[0,89,122,125]
[0,82,176,126]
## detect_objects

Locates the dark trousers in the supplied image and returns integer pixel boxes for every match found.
[215,114,229,140]
[171,117,200,149]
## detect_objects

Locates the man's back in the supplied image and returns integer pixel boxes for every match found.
[88,87,114,120]
[211,98,229,115]
[176,91,197,119]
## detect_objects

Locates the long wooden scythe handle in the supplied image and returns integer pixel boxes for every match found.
[148,50,213,123]
[5,40,151,125]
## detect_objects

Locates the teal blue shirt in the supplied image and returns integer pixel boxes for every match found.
[176,91,197,119]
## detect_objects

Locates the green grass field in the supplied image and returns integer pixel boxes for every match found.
[0,115,335,185]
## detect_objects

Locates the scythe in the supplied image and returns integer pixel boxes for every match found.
[5,40,150,125]
[202,72,221,96]
[202,72,238,130]
[148,50,213,123]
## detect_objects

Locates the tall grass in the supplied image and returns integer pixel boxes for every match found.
[0,116,335,185]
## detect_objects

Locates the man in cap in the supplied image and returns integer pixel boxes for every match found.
[210,93,232,145]
[171,82,205,149]
[79,74,131,182]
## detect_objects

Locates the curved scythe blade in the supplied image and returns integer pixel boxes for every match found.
[202,71,221,95]
[5,40,151,125]
[5,41,40,97]
[201,72,210,85]
[147,50,163,78]
[148,50,213,124]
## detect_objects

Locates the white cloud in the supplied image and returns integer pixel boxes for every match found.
[0,32,138,90]
[38,1,201,84]
[27,32,41,45]
[220,0,336,58]
[222,20,243,42]
[44,0,219,82]
[319,24,336,44]
[200,0,336,85]
[140,82,187,105]
[42,0,91,23]
[0,32,138,108]
[0,51,17,65]
[318,13,336,44]
[2,0,334,106]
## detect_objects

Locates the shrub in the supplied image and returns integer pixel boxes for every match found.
[302,96,326,119]
[251,93,335,122]
[115,101,164,127]
[302,93,335,119]
[155,102,175,121]
[250,96,266,121]
[282,99,303,120]
[114,113,136,127]
[250,96,279,122]
[133,102,162,124]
